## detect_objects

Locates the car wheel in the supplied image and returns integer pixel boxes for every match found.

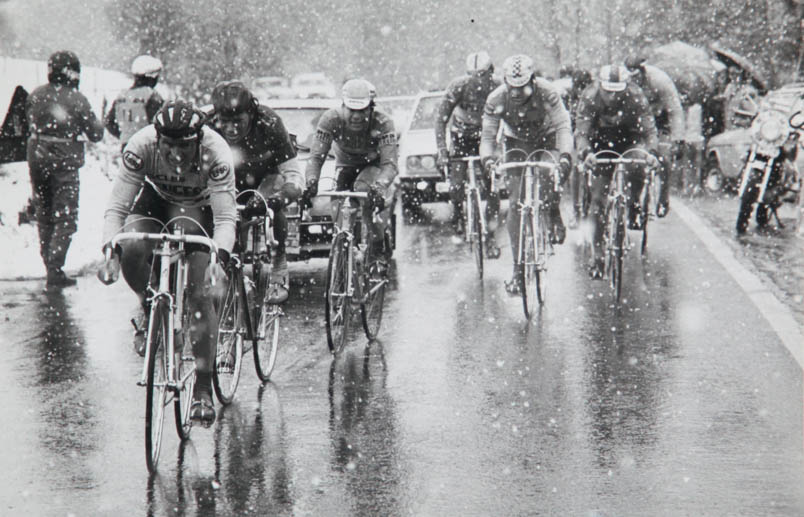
[401,191,423,223]
[703,155,723,194]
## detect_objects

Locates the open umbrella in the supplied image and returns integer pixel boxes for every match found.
[709,42,768,93]
[647,41,721,106]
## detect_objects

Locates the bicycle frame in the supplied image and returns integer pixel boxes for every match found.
[322,191,369,301]
[456,156,488,240]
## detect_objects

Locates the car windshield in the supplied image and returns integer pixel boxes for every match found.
[408,95,443,131]
[273,107,328,150]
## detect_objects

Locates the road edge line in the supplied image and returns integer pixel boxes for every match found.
[673,199,804,369]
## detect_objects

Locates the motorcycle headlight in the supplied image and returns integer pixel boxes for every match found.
[759,118,783,142]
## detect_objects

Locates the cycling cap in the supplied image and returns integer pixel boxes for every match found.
[342,78,374,110]
[503,54,535,87]
[211,80,257,116]
[599,65,629,92]
[153,100,206,139]
[624,52,648,72]
[131,55,163,78]
[466,51,493,73]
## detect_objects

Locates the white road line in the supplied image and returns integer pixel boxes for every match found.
[673,199,804,369]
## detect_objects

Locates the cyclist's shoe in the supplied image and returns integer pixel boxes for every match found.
[504,274,523,296]
[485,235,501,259]
[265,282,289,304]
[550,214,566,244]
[369,258,390,280]
[46,268,77,288]
[628,205,645,230]
[271,252,289,287]
[588,258,605,280]
[131,314,147,357]
[450,212,465,235]
[656,201,669,218]
[190,385,216,425]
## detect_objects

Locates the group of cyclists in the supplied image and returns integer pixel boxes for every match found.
[83,48,684,425]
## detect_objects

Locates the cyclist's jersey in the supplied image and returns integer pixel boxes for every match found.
[480,77,573,161]
[208,105,299,194]
[435,74,501,150]
[574,83,658,155]
[102,125,237,252]
[26,83,104,169]
[632,65,685,139]
[107,86,164,143]
[305,106,398,189]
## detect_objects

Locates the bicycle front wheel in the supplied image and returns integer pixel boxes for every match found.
[361,260,387,340]
[213,271,244,405]
[469,190,484,279]
[326,233,352,354]
[606,202,626,302]
[520,210,544,319]
[254,302,281,381]
[145,300,170,473]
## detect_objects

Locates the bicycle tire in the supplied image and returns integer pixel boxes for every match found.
[360,258,386,340]
[213,270,244,404]
[325,233,352,354]
[520,210,542,318]
[145,300,170,473]
[173,290,194,440]
[606,202,626,302]
[254,302,280,381]
[470,190,484,279]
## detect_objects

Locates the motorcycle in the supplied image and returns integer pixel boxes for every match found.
[735,107,803,234]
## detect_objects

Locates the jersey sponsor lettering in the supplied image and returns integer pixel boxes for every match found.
[122,150,144,171]
[210,163,230,180]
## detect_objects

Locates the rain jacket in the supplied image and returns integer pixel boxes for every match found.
[105,86,164,144]
[305,106,398,189]
[102,125,237,252]
[435,74,501,151]
[480,77,573,160]
[632,64,685,140]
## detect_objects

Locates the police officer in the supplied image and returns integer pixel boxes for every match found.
[105,55,165,150]
[26,50,104,287]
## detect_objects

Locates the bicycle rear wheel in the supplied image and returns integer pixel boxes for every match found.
[469,190,484,279]
[145,300,170,473]
[606,202,626,302]
[326,233,352,354]
[213,271,244,404]
[361,258,387,340]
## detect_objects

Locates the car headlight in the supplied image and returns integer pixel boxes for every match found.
[420,155,436,169]
[406,155,422,169]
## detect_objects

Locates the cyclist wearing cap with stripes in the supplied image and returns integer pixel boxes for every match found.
[304,78,398,264]
[480,54,574,295]
[435,51,502,251]
[97,99,237,424]
[574,64,659,279]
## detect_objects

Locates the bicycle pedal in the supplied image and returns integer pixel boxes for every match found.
[136,380,147,387]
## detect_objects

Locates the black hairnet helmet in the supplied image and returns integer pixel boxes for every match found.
[47,50,81,87]
[153,100,206,140]
[211,80,258,116]
[624,52,648,72]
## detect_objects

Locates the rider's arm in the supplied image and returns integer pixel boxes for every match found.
[104,98,121,138]
[256,108,299,170]
[435,79,461,152]
[651,67,685,141]
[145,90,164,123]
[372,111,398,189]
[479,85,506,162]
[101,142,146,244]
[633,89,659,151]
[573,87,596,157]
[304,109,338,185]
[205,141,237,254]
[259,156,304,201]
[76,91,105,143]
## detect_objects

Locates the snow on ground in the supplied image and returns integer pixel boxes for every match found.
[0,148,116,280]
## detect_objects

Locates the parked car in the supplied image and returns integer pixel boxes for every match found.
[290,73,337,99]
[397,91,447,212]
[704,82,804,193]
[252,76,294,100]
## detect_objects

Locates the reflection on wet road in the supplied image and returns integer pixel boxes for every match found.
[1,205,802,516]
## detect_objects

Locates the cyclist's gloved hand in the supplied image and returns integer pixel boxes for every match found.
[280,181,302,203]
[558,153,572,185]
[581,149,596,167]
[302,178,318,208]
[671,139,684,161]
[646,150,660,170]
[241,195,268,220]
[97,243,122,285]
[266,196,285,214]
[482,156,495,176]
[205,248,230,292]
[436,148,449,169]
[368,184,386,211]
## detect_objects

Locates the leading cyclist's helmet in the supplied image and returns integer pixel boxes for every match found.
[341,78,374,110]
[153,100,206,140]
[131,55,163,78]
[598,64,630,92]
[466,51,493,73]
[503,54,535,87]
[47,50,81,86]
[211,80,258,116]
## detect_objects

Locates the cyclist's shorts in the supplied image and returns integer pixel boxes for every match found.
[129,183,214,253]
[238,169,304,202]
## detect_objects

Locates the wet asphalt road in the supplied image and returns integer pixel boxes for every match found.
[1,202,803,517]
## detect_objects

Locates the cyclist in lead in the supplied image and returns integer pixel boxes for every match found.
[105,55,165,150]
[624,54,685,217]
[574,65,659,279]
[435,51,502,253]
[207,80,303,299]
[97,100,237,425]
[304,78,398,266]
[480,54,574,294]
